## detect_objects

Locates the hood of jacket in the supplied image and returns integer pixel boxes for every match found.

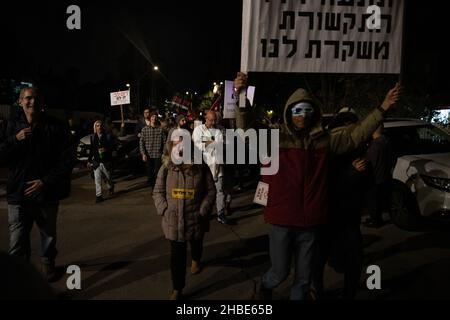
[283,88,324,139]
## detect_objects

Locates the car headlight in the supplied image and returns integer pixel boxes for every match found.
[420,175,450,192]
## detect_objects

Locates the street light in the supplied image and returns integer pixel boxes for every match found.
[126,83,130,88]
[135,65,161,112]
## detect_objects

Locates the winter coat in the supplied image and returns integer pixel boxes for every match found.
[367,135,395,185]
[88,132,116,164]
[153,157,216,242]
[329,149,373,226]
[0,110,77,205]
[236,88,384,227]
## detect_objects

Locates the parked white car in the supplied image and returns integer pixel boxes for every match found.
[384,119,450,229]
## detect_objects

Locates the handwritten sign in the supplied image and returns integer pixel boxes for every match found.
[253,181,269,206]
[110,90,130,106]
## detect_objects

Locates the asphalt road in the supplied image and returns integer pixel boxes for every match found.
[1,169,450,300]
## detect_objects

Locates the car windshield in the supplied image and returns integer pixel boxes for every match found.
[113,122,136,135]
[385,125,450,156]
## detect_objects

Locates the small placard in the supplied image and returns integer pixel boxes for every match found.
[172,188,195,200]
[253,182,269,206]
[110,90,130,106]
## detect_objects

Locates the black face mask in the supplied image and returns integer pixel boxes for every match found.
[180,123,189,130]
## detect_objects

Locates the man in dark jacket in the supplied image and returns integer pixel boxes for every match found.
[364,123,395,228]
[0,87,77,281]
[314,111,373,300]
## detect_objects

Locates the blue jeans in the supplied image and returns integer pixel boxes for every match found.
[263,224,317,300]
[94,163,113,197]
[215,176,227,214]
[8,201,59,264]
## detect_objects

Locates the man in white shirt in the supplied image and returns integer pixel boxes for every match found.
[193,111,232,225]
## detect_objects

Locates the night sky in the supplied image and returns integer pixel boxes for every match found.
[1,1,241,89]
[1,1,450,112]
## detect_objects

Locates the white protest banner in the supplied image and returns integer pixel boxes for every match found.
[241,0,404,74]
[110,90,130,106]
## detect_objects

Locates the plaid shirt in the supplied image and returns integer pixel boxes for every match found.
[139,126,167,158]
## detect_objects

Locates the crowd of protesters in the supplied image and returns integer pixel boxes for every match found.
[0,76,401,300]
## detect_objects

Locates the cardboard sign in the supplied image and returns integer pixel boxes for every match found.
[110,90,130,106]
[253,181,269,206]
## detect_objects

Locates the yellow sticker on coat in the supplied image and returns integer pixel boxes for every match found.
[172,189,195,199]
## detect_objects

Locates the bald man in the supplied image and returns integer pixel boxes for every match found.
[192,111,232,225]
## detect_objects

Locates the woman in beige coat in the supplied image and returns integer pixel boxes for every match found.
[153,140,216,300]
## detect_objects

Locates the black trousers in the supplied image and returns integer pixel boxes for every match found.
[146,157,162,187]
[338,224,363,299]
[366,180,392,223]
[312,223,363,300]
[170,239,203,291]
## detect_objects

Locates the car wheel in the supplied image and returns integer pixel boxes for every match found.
[389,180,423,231]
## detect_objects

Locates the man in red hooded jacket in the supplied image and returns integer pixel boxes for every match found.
[234,72,401,300]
